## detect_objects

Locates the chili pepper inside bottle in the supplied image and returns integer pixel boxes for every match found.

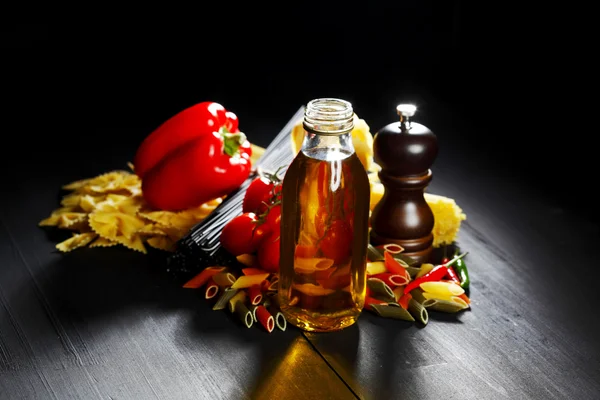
[278,98,371,332]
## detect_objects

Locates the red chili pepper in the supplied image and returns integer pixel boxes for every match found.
[445,265,462,284]
[134,101,240,179]
[404,252,468,293]
[141,129,252,211]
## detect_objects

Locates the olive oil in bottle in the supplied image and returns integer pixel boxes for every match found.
[278,98,371,332]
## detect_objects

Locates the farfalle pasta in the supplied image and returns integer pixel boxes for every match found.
[39,167,223,253]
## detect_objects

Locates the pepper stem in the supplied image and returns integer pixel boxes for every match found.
[220,127,247,157]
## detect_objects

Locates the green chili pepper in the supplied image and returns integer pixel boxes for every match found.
[453,251,470,289]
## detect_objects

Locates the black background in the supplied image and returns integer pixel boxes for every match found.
[1,4,595,222]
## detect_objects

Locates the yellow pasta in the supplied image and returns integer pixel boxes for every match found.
[366,261,388,276]
[419,281,465,296]
[212,272,237,287]
[421,292,469,308]
[415,263,435,278]
[294,257,334,273]
[292,283,335,296]
[231,273,270,289]
[56,232,98,252]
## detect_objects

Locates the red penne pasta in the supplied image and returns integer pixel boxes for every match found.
[204,277,220,299]
[255,305,274,333]
[260,279,271,292]
[371,272,408,287]
[182,266,227,289]
[364,295,387,311]
[242,267,269,276]
[247,284,263,306]
[377,243,404,254]
[398,292,412,309]
[384,252,410,281]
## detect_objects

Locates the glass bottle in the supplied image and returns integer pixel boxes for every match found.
[278,98,371,332]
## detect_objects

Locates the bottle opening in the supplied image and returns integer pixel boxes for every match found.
[303,98,354,135]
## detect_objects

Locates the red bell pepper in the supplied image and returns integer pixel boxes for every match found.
[134,101,240,179]
[141,128,252,211]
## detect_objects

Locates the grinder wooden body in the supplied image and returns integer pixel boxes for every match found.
[369,105,438,264]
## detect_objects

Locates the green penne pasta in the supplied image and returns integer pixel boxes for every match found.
[367,244,384,261]
[212,287,239,311]
[404,266,421,279]
[408,298,429,325]
[212,271,236,287]
[267,305,287,331]
[367,278,396,302]
[428,299,468,313]
[410,288,437,307]
[370,304,415,321]
[235,301,254,328]
[249,304,259,322]
[228,289,247,313]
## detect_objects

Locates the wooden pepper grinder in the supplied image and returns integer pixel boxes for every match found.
[370,104,438,264]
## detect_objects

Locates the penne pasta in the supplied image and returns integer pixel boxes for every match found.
[419,281,465,296]
[428,299,468,313]
[292,283,335,296]
[212,287,239,311]
[384,252,411,279]
[421,292,469,308]
[237,254,257,268]
[372,272,409,287]
[416,263,435,278]
[409,288,438,307]
[241,267,268,276]
[228,289,247,313]
[367,244,384,261]
[294,257,335,273]
[366,261,388,276]
[379,243,404,254]
[205,277,219,300]
[392,286,405,302]
[267,304,287,331]
[231,273,270,289]
[398,292,412,309]
[370,303,415,322]
[182,266,227,289]
[366,278,396,302]
[247,284,263,305]
[235,301,254,328]
[408,298,429,325]
[255,305,275,333]
[364,295,387,311]
[405,266,422,279]
[212,272,237,287]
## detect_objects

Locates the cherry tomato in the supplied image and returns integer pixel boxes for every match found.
[243,176,279,214]
[319,220,352,264]
[265,204,281,230]
[220,212,259,256]
[257,228,280,273]
[251,221,271,250]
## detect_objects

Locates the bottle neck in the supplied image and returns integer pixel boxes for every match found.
[301,130,355,161]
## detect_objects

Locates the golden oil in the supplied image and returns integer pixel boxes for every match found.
[278,98,370,332]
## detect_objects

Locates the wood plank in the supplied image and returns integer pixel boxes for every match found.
[0,152,355,400]
[304,101,600,399]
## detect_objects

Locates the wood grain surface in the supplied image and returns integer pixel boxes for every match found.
[2,14,598,399]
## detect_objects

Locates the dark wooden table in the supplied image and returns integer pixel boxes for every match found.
[2,16,599,399]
